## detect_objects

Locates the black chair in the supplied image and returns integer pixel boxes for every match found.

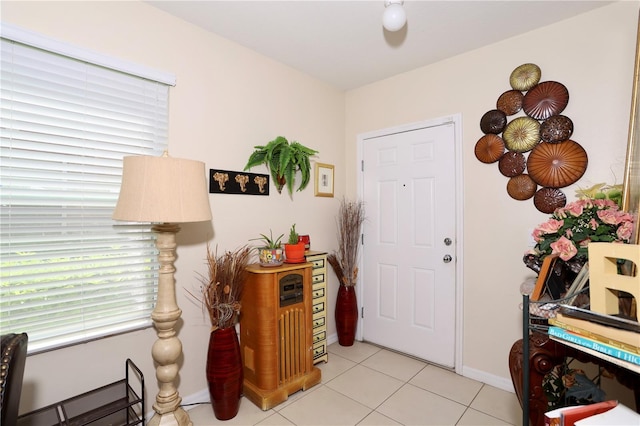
[1,333,28,426]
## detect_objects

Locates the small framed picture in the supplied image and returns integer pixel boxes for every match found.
[531,254,560,301]
[314,163,334,197]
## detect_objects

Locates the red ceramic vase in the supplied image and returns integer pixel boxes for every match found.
[206,326,243,420]
[335,285,358,346]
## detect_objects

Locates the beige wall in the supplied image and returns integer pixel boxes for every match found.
[3,0,638,413]
[345,0,637,387]
[2,0,345,411]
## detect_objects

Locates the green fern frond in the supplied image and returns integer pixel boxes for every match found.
[243,136,318,197]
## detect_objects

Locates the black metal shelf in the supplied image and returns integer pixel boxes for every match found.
[18,359,144,426]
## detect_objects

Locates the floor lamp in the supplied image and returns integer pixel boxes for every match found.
[113,152,212,426]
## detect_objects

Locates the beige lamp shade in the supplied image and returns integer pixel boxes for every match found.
[113,153,212,223]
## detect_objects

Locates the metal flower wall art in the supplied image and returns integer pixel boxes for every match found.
[475,63,588,213]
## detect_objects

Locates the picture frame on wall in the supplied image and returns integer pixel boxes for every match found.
[315,163,334,197]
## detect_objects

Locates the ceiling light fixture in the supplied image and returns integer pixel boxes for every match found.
[382,0,407,32]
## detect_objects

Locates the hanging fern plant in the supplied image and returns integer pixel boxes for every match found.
[244,136,318,197]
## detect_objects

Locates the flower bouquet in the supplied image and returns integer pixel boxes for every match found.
[528,198,634,265]
[523,197,634,308]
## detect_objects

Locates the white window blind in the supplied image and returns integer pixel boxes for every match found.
[0,30,173,354]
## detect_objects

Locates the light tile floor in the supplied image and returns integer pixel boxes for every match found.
[187,341,523,425]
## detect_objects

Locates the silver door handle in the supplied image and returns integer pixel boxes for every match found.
[443,254,452,263]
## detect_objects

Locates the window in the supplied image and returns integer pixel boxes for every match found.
[0,24,175,354]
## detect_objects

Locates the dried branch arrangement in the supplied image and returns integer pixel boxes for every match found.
[328,198,365,287]
[192,245,251,330]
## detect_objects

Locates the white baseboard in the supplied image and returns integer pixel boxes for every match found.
[327,332,338,345]
[145,389,210,421]
[461,365,515,393]
[181,388,210,409]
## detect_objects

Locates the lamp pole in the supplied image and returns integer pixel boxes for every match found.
[147,223,192,426]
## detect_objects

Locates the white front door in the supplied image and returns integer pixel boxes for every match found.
[360,119,458,368]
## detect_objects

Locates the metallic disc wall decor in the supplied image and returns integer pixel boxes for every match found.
[476,63,587,212]
[480,109,507,134]
[540,115,574,143]
[534,187,567,213]
[507,174,537,200]
[502,117,541,152]
[509,63,541,91]
[474,134,505,163]
[497,90,524,116]
[527,140,588,188]
[499,151,526,177]
[522,81,569,120]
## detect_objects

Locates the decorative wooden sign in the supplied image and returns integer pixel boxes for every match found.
[209,169,269,195]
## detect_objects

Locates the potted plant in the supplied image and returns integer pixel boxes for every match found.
[243,136,318,197]
[251,229,284,267]
[284,223,306,263]
[327,198,365,346]
[191,245,251,420]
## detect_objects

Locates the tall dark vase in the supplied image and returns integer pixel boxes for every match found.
[206,326,243,420]
[335,285,358,346]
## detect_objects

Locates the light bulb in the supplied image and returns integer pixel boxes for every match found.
[382,2,406,32]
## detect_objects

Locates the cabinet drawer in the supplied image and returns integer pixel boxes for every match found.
[313,330,326,343]
[312,301,325,315]
[312,273,325,284]
[310,258,325,269]
[313,341,327,360]
[312,287,325,299]
[313,316,325,329]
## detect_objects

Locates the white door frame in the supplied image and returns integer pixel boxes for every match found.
[356,113,464,373]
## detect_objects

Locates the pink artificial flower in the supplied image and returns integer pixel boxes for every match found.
[592,199,609,209]
[576,198,592,210]
[588,218,599,230]
[617,211,634,223]
[550,236,578,261]
[537,219,564,235]
[532,228,544,243]
[598,209,621,225]
[578,238,591,248]
[565,202,584,217]
[617,221,634,241]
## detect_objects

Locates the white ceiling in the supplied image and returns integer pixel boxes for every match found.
[146,1,613,90]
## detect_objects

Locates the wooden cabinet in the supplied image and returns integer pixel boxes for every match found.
[240,263,321,410]
[305,251,329,364]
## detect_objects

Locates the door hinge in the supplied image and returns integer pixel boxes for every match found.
[361,160,364,172]
[361,307,364,318]
[361,233,364,245]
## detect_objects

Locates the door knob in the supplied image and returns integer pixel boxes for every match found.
[444,238,452,246]
[443,254,452,263]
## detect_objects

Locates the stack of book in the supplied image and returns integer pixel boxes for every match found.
[547,305,640,373]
